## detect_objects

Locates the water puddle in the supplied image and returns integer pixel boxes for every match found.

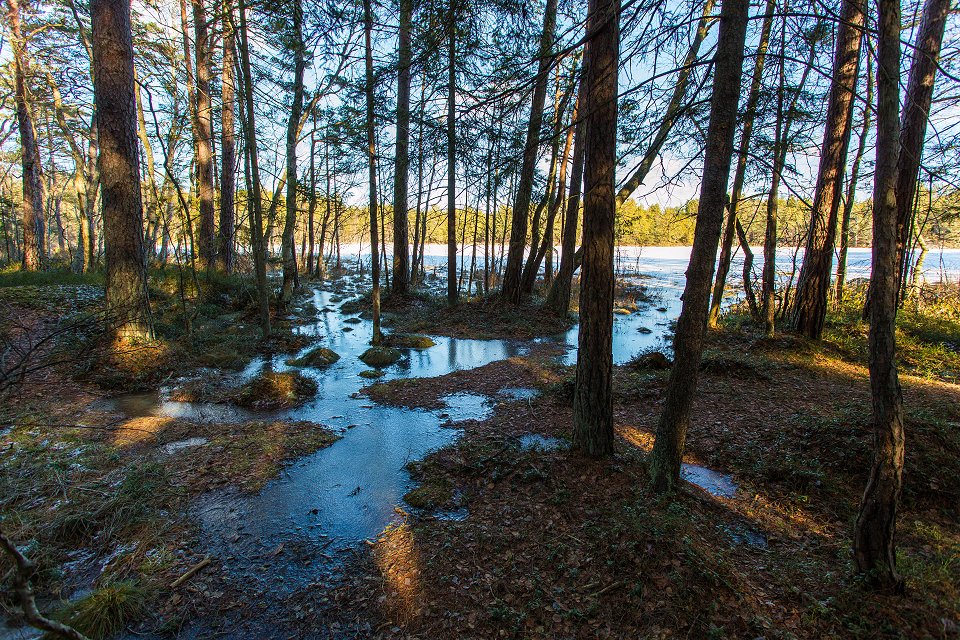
[680,464,738,498]
[439,392,493,422]
[498,387,540,401]
[91,392,250,424]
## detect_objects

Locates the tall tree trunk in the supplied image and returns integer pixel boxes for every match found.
[446,6,458,305]
[91,0,153,341]
[501,0,558,303]
[219,0,237,273]
[853,0,905,593]
[894,0,949,303]
[363,0,382,343]
[837,56,873,304]
[791,0,865,339]
[707,0,775,326]
[392,0,412,296]
[649,0,748,491]
[237,0,270,336]
[5,0,45,270]
[545,69,587,316]
[189,0,216,270]
[307,119,317,277]
[281,0,305,305]
[571,0,618,457]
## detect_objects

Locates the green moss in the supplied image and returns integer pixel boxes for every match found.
[232,371,318,410]
[403,482,453,510]
[384,333,437,349]
[359,369,385,379]
[286,346,341,368]
[360,346,402,368]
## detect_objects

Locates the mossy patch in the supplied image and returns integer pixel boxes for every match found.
[232,371,318,410]
[359,369,385,379]
[360,346,402,368]
[384,333,437,349]
[403,482,453,510]
[286,346,341,368]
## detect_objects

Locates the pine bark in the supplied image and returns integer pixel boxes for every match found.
[91,0,153,340]
[392,0,413,296]
[707,0,775,326]
[364,0,382,342]
[894,0,949,302]
[571,0,618,457]
[190,0,216,269]
[5,0,45,270]
[281,0,305,305]
[649,0,748,491]
[853,0,905,593]
[219,0,237,273]
[446,5,458,305]
[791,0,865,339]
[501,0,558,303]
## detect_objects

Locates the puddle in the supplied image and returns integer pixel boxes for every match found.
[439,392,493,422]
[91,392,250,424]
[680,464,738,498]
[517,434,568,451]
[432,508,469,521]
[163,437,209,454]
[498,387,540,401]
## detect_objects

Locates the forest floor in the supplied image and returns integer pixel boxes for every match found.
[0,269,957,639]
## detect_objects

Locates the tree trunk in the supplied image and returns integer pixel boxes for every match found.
[853,0,905,593]
[837,57,873,304]
[91,0,153,341]
[791,0,865,339]
[5,0,45,270]
[707,0,775,326]
[572,0,618,457]
[649,0,748,491]
[392,0,412,296]
[189,0,216,270]
[237,0,270,336]
[281,0,305,306]
[219,0,237,273]
[501,0,558,303]
[364,0,382,343]
[446,6,458,305]
[545,68,587,316]
[894,0,949,303]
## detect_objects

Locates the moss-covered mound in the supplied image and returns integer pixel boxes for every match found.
[360,346,402,368]
[232,371,318,410]
[285,346,340,368]
[384,333,437,349]
[359,369,385,379]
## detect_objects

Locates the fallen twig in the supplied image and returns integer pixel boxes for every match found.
[170,555,212,588]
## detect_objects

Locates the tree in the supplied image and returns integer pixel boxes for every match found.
[853,0,905,593]
[571,0,618,457]
[4,0,45,271]
[219,0,237,273]
[446,0,458,306]
[91,0,153,341]
[281,0,306,305]
[237,0,270,337]
[707,0,775,326]
[364,0,382,342]
[894,0,950,302]
[649,0,748,491]
[500,0,558,304]
[187,0,217,270]
[791,0,865,339]
[392,0,413,296]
